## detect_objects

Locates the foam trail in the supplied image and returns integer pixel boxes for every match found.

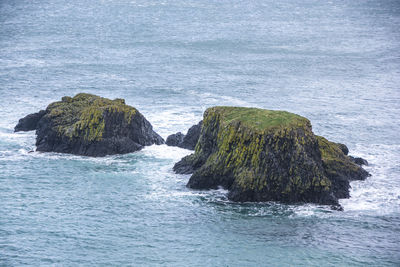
[340,144,400,215]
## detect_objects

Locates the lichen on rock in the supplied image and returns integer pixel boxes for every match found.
[46,93,136,142]
[15,93,164,156]
[174,106,369,206]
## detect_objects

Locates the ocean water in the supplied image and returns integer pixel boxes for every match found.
[1,0,400,266]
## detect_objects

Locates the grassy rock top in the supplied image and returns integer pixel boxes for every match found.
[205,106,310,133]
[46,93,137,141]
[15,93,164,156]
[175,106,369,206]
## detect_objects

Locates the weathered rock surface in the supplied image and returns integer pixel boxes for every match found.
[174,106,369,206]
[166,121,202,150]
[349,156,368,166]
[15,93,164,156]
[166,132,185,147]
[15,110,46,132]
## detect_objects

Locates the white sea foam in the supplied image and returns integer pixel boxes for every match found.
[187,90,253,107]
[144,106,202,139]
[141,144,192,161]
[340,144,400,215]
[0,131,36,153]
[0,130,35,141]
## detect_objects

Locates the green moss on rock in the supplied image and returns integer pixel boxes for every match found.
[18,93,164,156]
[316,136,368,199]
[204,106,310,133]
[47,93,137,141]
[175,106,369,206]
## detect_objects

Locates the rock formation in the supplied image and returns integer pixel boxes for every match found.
[166,121,202,150]
[174,106,369,206]
[15,93,164,156]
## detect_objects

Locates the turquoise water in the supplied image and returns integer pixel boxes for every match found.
[1,0,400,266]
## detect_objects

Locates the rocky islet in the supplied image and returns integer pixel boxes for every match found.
[15,96,369,206]
[15,93,164,156]
[173,106,369,207]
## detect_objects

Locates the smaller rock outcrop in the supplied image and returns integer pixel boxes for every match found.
[166,121,202,150]
[166,132,185,147]
[15,110,46,132]
[15,93,164,156]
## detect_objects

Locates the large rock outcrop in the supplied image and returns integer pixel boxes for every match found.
[174,106,369,206]
[15,93,164,156]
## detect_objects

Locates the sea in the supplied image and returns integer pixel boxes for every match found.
[0,0,399,266]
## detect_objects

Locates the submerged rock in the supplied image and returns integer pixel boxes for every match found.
[174,106,369,206]
[166,121,202,150]
[15,93,164,156]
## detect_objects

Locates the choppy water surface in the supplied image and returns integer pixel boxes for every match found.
[1,0,400,266]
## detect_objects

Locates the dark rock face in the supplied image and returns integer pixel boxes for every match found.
[336,143,349,155]
[166,121,202,150]
[166,132,185,147]
[15,110,46,132]
[349,156,368,166]
[173,106,369,206]
[15,93,164,156]
[316,136,369,199]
